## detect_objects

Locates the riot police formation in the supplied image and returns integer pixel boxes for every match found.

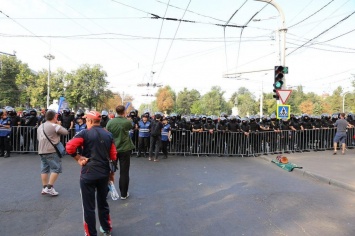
[2,107,355,158]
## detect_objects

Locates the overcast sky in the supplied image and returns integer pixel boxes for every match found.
[1,0,354,109]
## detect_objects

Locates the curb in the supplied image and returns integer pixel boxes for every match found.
[258,155,355,193]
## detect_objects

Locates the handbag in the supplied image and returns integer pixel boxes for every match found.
[94,129,118,172]
[42,125,66,158]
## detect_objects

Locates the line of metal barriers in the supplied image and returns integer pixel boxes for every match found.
[9,126,355,157]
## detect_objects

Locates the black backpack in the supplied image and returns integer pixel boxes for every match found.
[151,120,162,137]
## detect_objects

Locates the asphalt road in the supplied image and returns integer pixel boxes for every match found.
[1,154,355,236]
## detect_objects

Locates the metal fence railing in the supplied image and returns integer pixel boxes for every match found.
[7,126,355,156]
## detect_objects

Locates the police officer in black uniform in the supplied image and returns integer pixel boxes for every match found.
[191,116,203,155]
[240,117,250,156]
[100,110,110,128]
[203,116,216,155]
[249,116,262,156]
[227,115,240,155]
[215,117,228,156]
[290,116,303,152]
[301,114,313,151]
[6,107,21,152]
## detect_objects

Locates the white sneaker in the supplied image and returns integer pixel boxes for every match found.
[99,226,112,236]
[44,187,59,196]
[120,192,129,200]
[41,188,46,195]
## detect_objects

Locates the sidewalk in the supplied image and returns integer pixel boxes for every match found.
[259,149,355,192]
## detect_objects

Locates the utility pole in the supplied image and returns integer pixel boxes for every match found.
[44,54,55,108]
[255,0,287,88]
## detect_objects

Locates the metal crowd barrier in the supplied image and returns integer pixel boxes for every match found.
[10,126,75,153]
[8,126,355,156]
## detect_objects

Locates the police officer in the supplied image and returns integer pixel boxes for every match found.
[0,109,12,157]
[60,108,74,142]
[21,109,38,152]
[259,116,271,154]
[280,118,291,153]
[6,107,21,152]
[136,113,151,158]
[204,116,216,155]
[161,117,171,159]
[240,118,250,156]
[290,116,303,152]
[301,114,313,151]
[227,115,240,155]
[191,116,203,155]
[216,116,228,156]
[249,116,262,156]
[269,114,281,154]
[100,110,110,128]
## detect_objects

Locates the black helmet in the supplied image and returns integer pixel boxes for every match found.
[76,109,84,118]
[63,108,70,115]
[249,116,256,123]
[22,110,29,117]
[29,109,37,116]
[129,109,138,117]
[206,116,213,123]
[219,117,226,124]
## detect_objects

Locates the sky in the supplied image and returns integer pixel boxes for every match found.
[1,0,354,109]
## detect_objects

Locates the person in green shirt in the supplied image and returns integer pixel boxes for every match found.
[106,105,135,200]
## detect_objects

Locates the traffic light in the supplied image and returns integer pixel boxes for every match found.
[273,66,284,100]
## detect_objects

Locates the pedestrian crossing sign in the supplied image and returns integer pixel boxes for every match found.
[277,105,290,119]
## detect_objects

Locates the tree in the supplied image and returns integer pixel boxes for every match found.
[65,64,109,110]
[176,88,200,114]
[156,86,175,114]
[229,87,257,116]
[299,100,314,114]
[0,55,21,107]
[199,86,230,115]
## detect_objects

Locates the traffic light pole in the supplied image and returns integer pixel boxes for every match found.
[255,0,287,88]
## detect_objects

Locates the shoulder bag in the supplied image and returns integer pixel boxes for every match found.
[42,124,66,158]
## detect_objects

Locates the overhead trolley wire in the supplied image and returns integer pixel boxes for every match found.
[157,0,192,81]
[223,0,249,72]
[0,10,79,65]
[288,0,335,28]
[287,9,355,56]
[151,0,171,73]
[110,0,244,28]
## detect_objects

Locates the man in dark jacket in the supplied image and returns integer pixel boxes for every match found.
[66,111,117,236]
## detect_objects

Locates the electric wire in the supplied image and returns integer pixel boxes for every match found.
[110,0,244,28]
[151,0,171,73]
[287,9,355,56]
[0,10,79,65]
[41,0,140,63]
[0,32,274,42]
[234,0,271,72]
[288,0,315,25]
[287,32,355,51]
[288,0,335,28]
[157,0,192,81]
[223,0,248,72]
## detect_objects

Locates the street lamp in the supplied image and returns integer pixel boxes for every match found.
[44,54,55,108]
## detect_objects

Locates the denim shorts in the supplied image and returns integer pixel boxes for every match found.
[40,153,62,174]
[333,133,346,144]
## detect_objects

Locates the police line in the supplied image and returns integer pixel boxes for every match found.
[9,126,355,156]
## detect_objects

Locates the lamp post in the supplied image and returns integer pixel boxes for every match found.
[342,92,350,113]
[44,54,55,108]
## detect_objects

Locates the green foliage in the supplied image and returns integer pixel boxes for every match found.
[176,88,200,114]
[0,55,21,107]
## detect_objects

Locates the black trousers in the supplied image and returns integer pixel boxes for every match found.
[80,176,111,236]
[118,151,130,197]
[161,140,169,157]
[0,136,11,155]
[138,137,150,156]
[149,135,161,159]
